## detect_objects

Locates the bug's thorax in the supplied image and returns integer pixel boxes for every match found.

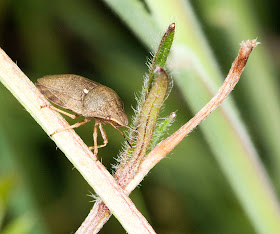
[82,85,128,127]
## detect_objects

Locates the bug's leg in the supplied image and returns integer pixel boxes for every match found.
[89,121,99,156]
[97,123,108,149]
[41,105,79,119]
[50,118,91,136]
[89,122,108,155]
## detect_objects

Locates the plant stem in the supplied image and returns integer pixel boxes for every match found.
[0,48,155,234]
[78,40,276,234]
[115,66,169,185]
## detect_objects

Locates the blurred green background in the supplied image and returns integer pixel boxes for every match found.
[0,0,279,233]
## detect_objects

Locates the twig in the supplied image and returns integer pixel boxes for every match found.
[0,48,155,234]
[77,40,259,233]
[133,39,260,179]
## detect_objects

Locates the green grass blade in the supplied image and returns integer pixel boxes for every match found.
[101,0,160,48]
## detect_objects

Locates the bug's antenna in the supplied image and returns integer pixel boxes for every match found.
[125,125,139,133]
[110,123,132,148]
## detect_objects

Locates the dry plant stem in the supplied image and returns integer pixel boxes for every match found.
[134,40,260,182]
[0,48,155,234]
[77,40,258,233]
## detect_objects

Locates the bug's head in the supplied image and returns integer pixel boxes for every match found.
[83,86,128,127]
[103,109,128,127]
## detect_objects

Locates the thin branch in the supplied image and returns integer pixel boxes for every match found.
[77,40,259,233]
[129,39,260,191]
[0,48,155,234]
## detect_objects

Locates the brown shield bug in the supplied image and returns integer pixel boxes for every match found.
[35,74,129,156]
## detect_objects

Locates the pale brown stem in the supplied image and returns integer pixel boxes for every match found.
[0,47,155,234]
[137,40,260,167]
[77,39,259,233]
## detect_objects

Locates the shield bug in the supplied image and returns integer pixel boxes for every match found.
[35,74,128,156]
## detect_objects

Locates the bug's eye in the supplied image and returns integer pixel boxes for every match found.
[106,116,111,121]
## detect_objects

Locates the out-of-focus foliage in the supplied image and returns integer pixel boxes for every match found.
[0,0,279,233]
